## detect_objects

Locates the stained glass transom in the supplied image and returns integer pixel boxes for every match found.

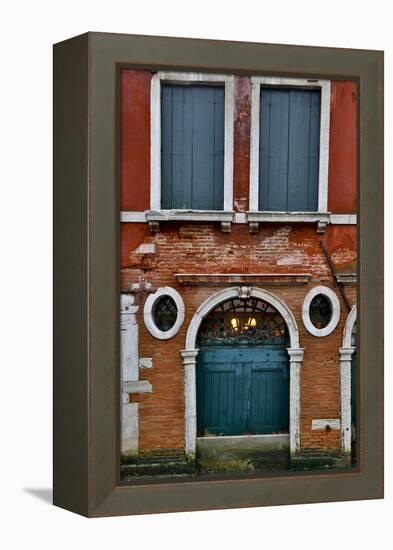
[197,297,289,347]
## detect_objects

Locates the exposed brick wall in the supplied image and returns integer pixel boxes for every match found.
[122,222,356,454]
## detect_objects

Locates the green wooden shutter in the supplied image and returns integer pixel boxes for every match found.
[197,348,289,436]
[161,84,224,210]
[259,87,321,212]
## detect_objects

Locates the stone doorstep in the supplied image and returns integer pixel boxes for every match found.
[195,435,290,473]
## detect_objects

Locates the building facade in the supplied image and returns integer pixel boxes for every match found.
[119,69,357,475]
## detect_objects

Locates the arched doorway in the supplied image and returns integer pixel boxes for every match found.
[181,287,304,457]
[196,296,290,437]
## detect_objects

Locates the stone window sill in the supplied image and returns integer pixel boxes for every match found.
[120,210,356,233]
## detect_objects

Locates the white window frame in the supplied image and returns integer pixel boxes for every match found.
[150,71,235,217]
[249,77,331,218]
[144,287,185,340]
[302,286,340,337]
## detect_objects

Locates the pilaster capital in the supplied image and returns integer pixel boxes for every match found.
[339,346,355,362]
[181,349,199,366]
[121,293,139,313]
[287,347,304,362]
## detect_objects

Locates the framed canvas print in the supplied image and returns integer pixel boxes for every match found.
[53,32,383,517]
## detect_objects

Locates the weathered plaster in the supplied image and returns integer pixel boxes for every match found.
[121,293,155,456]
[121,402,139,456]
[340,305,357,453]
[120,294,139,382]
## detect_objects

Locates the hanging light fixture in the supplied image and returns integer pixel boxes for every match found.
[230,316,256,331]
[230,317,239,330]
[247,317,257,328]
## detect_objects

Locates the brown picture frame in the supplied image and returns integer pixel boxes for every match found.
[53,32,383,517]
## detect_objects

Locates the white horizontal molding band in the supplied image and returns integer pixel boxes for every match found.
[251,76,329,87]
[146,210,234,222]
[121,211,357,225]
[329,214,357,224]
[123,380,152,394]
[157,71,235,84]
[247,211,330,223]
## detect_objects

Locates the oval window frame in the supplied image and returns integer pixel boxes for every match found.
[302,286,340,337]
[144,287,185,340]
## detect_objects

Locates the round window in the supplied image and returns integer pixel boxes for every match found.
[144,287,185,340]
[302,286,340,337]
[309,294,333,329]
[152,295,178,332]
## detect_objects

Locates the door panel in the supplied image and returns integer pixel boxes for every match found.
[197,347,289,436]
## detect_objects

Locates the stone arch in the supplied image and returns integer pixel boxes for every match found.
[339,305,357,455]
[342,304,357,349]
[181,286,304,456]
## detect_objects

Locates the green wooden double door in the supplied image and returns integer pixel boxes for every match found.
[197,347,289,436]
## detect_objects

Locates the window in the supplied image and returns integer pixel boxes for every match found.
[309,294,332,329]
[302,286,340,337]
[161,84,225,210]
[152,295,178,332]
[249,77,331,229]
[144,287,185,340]
[150,72,234,217]
[259,87,321,212]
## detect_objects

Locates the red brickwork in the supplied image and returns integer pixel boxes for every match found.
[121,223,356,454]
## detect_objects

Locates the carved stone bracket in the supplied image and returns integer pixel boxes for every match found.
[317,220,328,233]
[237,286,252,299]
[221,221,231,233]
[149,220,160,233]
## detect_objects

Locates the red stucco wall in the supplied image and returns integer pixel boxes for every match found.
[120,69,152,211]
[233,76,251,212]
[328,81,358,213]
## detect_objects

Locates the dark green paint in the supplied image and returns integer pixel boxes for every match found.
[161,84,224,209]
[197,348,289,436]
[259,87,320,211]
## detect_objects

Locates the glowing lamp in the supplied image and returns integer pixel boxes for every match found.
[230,317,239,330]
